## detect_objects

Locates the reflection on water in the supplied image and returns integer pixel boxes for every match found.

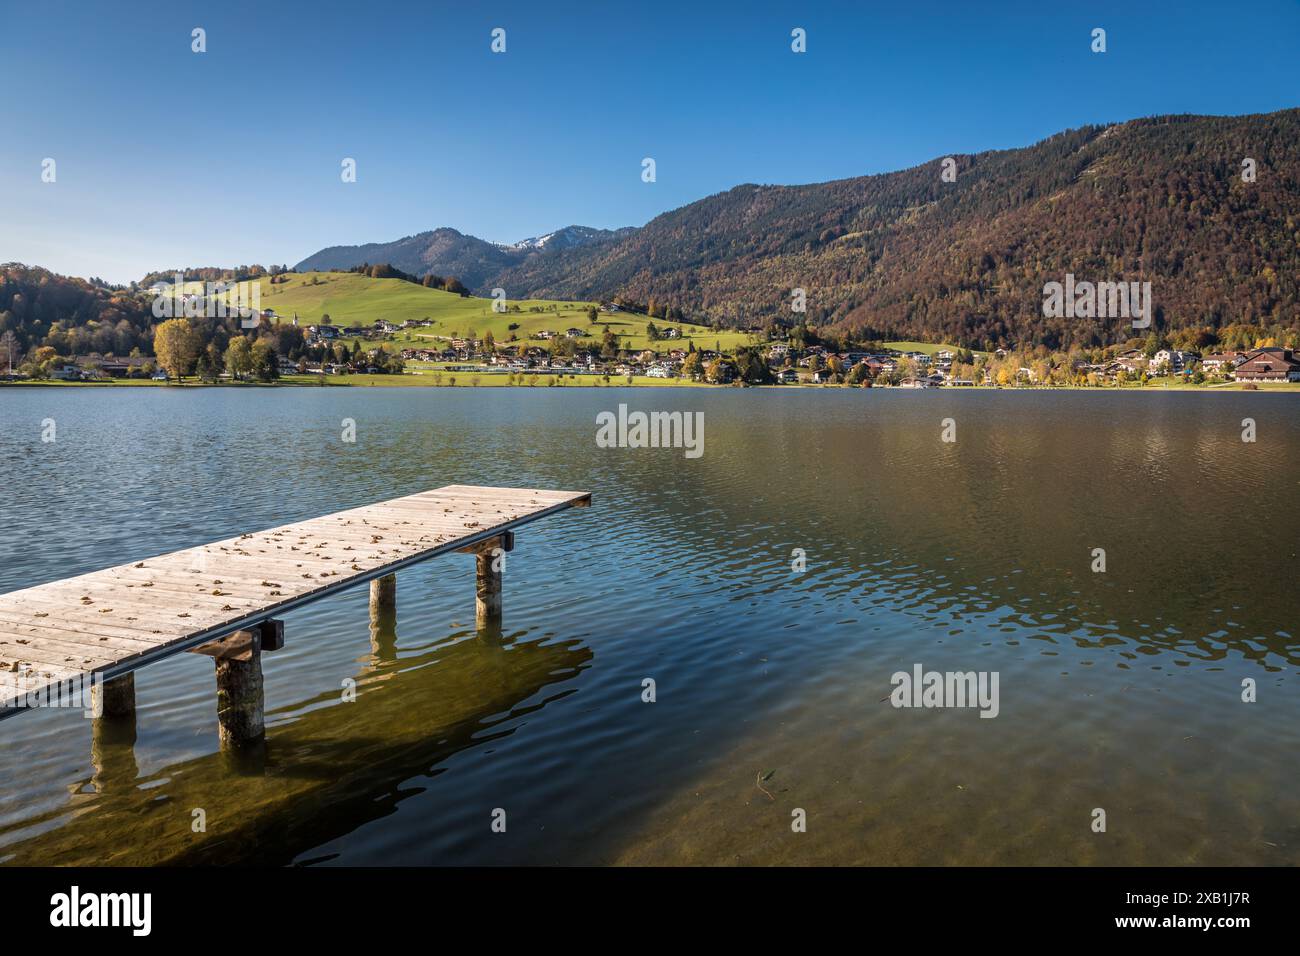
[0,387,1297,865]
[3,629,588,865]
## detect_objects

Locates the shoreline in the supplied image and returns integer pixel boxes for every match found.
[3,378,1298,394]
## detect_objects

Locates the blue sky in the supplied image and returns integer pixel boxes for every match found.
[2,0,1297,284]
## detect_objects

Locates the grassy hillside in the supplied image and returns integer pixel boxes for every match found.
[883,340,987,357]
[240,272,758,353]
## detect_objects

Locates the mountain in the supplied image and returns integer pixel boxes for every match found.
[505,225,637,252]
[295,228,516,290]
[294,225,634,292]
[503,109,1300,349]
[298,108,1300,349]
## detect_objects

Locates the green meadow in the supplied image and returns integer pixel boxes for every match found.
[208,273,985,360]
[240,272,759,354]
[883,340,988,358]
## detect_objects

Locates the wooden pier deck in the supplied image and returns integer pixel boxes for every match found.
[0,484,590,719]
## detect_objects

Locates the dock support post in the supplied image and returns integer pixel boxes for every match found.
[458,532,513,635]
[369,574,398,661]
[91,672,136,721]
[370,573,396,618]
[213,630,265,750]
[476,551,502,630]
[90,673,138,790]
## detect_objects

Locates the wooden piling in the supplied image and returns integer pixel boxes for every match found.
[475,551,502,629]
[369,574,398,660]
[91,671,136,721]
[211,630,265,749]
[455,533,513,633]
[89,673,138,791]
[370,574,396,618]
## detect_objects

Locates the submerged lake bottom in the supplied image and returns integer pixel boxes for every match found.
[1,387,1297,866]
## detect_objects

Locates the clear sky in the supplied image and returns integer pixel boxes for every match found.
[2,0,1297,284]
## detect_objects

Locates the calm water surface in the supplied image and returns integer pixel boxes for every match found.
[0,386,1297,865]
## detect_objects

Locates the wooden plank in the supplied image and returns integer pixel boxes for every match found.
[0,637,114,670]
[0,485,589,719]
[0,611,176,645]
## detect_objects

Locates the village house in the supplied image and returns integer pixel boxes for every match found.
[401,348,441,362]
[1099,348,1148,378]
[1201,351,1249,374]
[1151,349,1199,373]
[709,362,735,384]
[50,363,85,381]
[1233,347,1300,382]
[74,354,152,378]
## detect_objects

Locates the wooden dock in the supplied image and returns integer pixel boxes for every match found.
[0,484,590,744]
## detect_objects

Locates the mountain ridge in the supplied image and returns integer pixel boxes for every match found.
[295,224,635,291]
[301,107,1300,348]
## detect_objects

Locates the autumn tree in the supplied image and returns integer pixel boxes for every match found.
[225,336,253,381]
[204,342,224,378]
[250,339,278,382]
[153,318,199,383]
[0,330,17,377]
[681,352,703,380]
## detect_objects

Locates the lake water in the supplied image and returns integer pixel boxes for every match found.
[0,386,1297,865]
